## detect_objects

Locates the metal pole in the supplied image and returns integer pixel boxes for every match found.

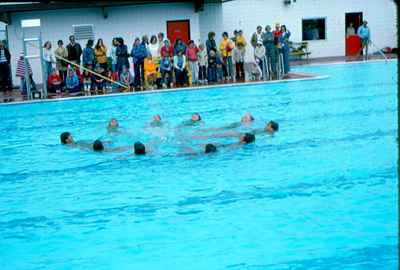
[370,40,388,62]
[264,56,269,81]
[22,29,32,100]
[39,31,47,99]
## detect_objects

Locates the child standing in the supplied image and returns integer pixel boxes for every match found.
[207,49,217,83]
[197,43,208,84]
[144,56,157,90]
[174,51,186,87]
[48,69,62,95]
[216,51,224,82]
[160,55,173,88]
[219,32,235,81]
[119,65,134,91]
[186,40,199,86]
[15,52,36,97]
[93,64,105,94]
[82,69,93,95]
[82,40,95,68]
[254,41,266,79]
[234,30,247,81]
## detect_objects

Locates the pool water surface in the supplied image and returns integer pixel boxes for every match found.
[0,60,397,269]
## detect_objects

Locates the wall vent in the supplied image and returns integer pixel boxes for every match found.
[72,24,94,40]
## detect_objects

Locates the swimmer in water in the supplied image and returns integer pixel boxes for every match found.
[198,112,254,133]
[191,120,278,140]
[204,143,217,153]
[178,143,217,157]
[60,132,74,145]
[60,132,92,149]
[252,120,279,135]
[93,139,104,151]
[107,118,119,132]
[92,139,128,153]
[150,114,163,127]
[134,141,146,155]
[178,113,202,127]
[217,132,256,150]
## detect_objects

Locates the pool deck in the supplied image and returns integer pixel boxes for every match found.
[0,55,396,106]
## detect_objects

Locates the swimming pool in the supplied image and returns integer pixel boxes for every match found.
[0,60,397,269]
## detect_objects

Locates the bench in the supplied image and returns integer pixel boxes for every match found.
[290,41,311,63]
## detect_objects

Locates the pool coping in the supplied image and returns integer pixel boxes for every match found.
[1,74,330,106]
[293,57,397,68]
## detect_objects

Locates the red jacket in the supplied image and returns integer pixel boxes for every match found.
[48,73,62,88]
[160,45,173,57]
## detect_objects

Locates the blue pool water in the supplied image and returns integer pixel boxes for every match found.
[0,60,398,269]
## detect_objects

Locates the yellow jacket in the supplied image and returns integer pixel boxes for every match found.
[144,58,157,77]
[236,35,247,49]
[94,46,107,64]
[220,38,235,57]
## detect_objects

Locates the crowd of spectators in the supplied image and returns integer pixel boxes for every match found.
[1,24,294,100]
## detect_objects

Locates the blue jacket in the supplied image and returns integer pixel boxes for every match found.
[131,43,148,64]
[160,57,172,71]
[82,47,95,66]
[206,39,217,55]
[66,74,80,89]
[357,26,370,40]
[173,43,186,56]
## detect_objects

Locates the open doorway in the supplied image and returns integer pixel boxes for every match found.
[345,12,363,57]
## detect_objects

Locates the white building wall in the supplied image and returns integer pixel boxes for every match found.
[7,2,201,84]
[199,3,224,44]
[222,0,397,61]
[5,0,397,85]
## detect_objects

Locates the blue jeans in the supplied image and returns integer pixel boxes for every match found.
[207,66,217,82]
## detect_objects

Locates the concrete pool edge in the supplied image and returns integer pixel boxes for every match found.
[0,75,330,106]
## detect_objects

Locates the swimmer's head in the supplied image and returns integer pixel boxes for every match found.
[108,118,119,128]
[134,142,146,155]
[93,140,104,151]
[205,143,217,154]
[241,113,254,123]
[60,132,74,144]
[191,113,201,122]
[153,114,161,122]
[266,121,279,133]
[240,133,255,144]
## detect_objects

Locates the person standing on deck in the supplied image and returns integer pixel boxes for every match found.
[55,40,68,84]
[357,20,371,60]
[346,22,356,37]
[206,32,217,57]
[0,41,12,101]
[262,25,275,80]
[272,23,282,79]
[251,26,264,49]
[66,35,82,65]
[280,25,291,75]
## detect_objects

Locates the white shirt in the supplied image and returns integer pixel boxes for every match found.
[43,48,55,63]
[148,43,160,58]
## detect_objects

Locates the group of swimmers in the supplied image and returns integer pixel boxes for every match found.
[60,112,279,156]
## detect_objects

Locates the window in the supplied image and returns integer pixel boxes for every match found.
[302,18,326,41]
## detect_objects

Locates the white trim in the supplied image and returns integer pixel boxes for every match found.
[0,75,329,106]
[292,58,396,68]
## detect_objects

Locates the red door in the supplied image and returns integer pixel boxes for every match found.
[167,20,190,45]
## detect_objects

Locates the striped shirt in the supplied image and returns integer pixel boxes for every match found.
[0,49,7,63]
[16,58,32,77]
